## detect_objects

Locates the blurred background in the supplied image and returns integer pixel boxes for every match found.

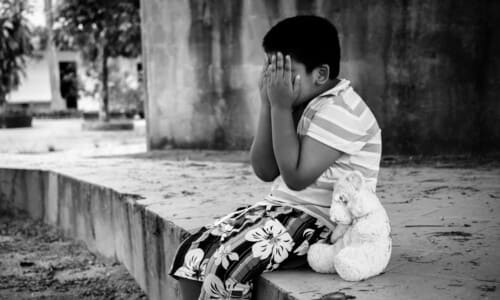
[1,0,499,156]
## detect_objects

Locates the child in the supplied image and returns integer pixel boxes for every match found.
[169,15,382,300]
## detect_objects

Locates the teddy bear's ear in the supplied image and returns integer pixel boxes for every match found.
[345,171,364,191]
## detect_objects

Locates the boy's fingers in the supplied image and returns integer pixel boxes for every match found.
[260,62,269,87]
[266,55,274,84]
[284,55,292,83]
[269,54,276,82]
[263,54,270,71]
[259,65,267,84]
[260,70,267,86]
[261,55,268,73]
[269,54,276,72]
[262,58,269,77]
[276,52,284,78]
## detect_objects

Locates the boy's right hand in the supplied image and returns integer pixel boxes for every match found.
[258,55,271,105]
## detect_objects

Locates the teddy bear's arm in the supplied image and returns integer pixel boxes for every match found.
[330,223,349,244]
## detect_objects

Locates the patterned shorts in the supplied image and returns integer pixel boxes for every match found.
[168,203,330,299]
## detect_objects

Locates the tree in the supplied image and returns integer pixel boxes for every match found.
[53,0,141,121]
[0,0,33,107]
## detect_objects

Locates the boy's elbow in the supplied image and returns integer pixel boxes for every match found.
[259,174,278,182]
[252,167,279,182]
[286,183,307,191]
[250,155,279,182]
[283,177,309,191]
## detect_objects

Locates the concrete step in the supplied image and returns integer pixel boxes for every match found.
[2,156,499,300]
[0,167,305,299]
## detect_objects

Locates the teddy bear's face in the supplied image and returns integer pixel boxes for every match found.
[330,171,368,225]
[330,184,355,225]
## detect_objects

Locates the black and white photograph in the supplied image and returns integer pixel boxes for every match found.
[1,0,499,299]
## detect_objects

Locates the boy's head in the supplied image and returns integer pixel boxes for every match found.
[262,15,341,79]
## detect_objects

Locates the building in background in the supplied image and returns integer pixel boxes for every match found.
[7,0,143,116]
[7,0,64,112]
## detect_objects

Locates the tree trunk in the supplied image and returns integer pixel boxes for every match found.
[100,45,109,121]
[45,0,65,110]
[0,94,5,128]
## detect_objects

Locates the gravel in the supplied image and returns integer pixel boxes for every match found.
[0,211,147,300]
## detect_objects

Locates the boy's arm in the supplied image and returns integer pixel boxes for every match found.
[250,101,279,181]
[250,56,279,182]
[268,53,341,190]
[271,108,341,190]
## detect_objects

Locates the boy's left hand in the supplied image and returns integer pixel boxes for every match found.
[267,52,301,109]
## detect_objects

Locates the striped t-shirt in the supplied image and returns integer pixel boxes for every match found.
[264,79,382,231]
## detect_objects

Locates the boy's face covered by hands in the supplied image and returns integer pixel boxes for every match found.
[262,52,316,109]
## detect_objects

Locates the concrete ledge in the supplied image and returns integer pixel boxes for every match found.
[0,166,290,299]
[0,167,188,299]
[1,158,499,300]
[0,166,351,300]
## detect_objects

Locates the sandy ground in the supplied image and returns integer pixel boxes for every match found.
[0,211,147,300]
[0,119,146,156]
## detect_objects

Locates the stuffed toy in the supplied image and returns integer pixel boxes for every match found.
[307,171,392,281]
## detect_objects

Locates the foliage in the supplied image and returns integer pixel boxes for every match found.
[53,0,141,59]
[53,0,141,119]
[108,69,143,113]
[0,0,33,104]
[31,25,48,54]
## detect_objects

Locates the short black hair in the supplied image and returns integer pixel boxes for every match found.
[262,15,340,79]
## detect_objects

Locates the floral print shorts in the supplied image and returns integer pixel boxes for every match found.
[168,204,330,299]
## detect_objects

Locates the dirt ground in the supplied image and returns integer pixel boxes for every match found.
[0,211,147,300]
[0,119,146,156]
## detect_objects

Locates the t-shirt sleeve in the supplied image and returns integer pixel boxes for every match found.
[305,103,368,154]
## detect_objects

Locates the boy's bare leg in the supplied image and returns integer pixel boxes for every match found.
[179,278,202,300]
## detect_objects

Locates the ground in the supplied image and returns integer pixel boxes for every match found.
[0,119,148,300]
[0,119,146,156]
[0,211,147,300]
[1,119,499,300]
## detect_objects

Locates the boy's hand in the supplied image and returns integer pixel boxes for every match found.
[258,55,270,105]
[267,52,301,109]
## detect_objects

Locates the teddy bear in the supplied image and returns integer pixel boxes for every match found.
[307,170,392,281]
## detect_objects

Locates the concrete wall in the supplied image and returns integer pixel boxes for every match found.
[141,0,500,154]
[8,55,54,105]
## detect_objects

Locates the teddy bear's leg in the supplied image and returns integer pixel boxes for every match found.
[334,245,377,281]
[307,243,336,273]
[307,240,344,274]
